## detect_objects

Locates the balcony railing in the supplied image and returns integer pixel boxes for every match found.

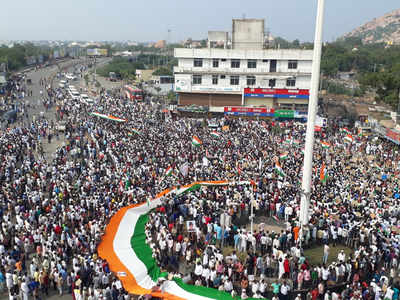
[174,66,311,76]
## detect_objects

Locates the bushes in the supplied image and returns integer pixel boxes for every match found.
[97,57,145,80]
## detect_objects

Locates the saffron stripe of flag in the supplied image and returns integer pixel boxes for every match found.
[192,136,202,147]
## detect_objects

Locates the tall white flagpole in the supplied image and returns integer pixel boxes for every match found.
[299,0,326,226]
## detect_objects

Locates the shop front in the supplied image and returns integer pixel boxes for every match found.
[243,88,309,110]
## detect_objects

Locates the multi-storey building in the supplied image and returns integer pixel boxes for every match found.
[174,19,313,114]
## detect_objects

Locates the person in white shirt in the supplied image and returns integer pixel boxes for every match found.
[194,262,203,279]
[251,280,259,295]
[280,281,290,300]
[224,279,233,292]
[338,250,346,263]
[323,244,330,265]
[20,279,29,300]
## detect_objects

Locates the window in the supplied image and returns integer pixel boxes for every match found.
[221,59,226,62]
[269,79,276,88]
[212,75,218,85]
[231,59,240,68]
[247,76,256,86]
[288,60,298,69]
[220,75,226,79]
[193,58,203,67]
[286,78,296,87]
[247,60,257,68]
[230,75,239,85]
[262,59,269,63]
[295,104,308,112]
[192,75,202,85]
[212,59,219,68]
[279,103,293,110]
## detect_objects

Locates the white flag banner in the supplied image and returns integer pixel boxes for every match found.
[179,162,189,177]
[202,156,209,167]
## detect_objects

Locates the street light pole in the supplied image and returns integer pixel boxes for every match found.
[299,0,325,226]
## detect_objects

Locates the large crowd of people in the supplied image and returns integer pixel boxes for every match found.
[0,64,399,300]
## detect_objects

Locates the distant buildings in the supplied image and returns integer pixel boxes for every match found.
[154,40,166,49]
[174,18,313,114]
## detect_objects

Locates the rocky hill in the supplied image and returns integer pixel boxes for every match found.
[344,8,400,44]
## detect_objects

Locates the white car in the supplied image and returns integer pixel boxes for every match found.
[80,94,94,104]
[69,90,80,100]
[65,73,76,80]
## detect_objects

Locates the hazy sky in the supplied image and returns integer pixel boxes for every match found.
[1,0,399,42]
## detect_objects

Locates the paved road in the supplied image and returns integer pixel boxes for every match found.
[0,60,122,300]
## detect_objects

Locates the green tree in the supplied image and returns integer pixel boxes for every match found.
[152,67,172,76]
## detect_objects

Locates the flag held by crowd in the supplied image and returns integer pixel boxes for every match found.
[192,136,202,147]
[341,128,351,135]
[165,166,173,177]
[210,131,221,139]
[275,161,286,177]
[321,141,331,149]
[132,128,141,135]
[320,162,327,183]
[280,152,289,160]
[344,134,354,143]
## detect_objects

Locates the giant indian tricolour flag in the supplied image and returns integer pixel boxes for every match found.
[98,180,260,300]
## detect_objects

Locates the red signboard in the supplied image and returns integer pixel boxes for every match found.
[224,107,275,113]
[244,88,309,95]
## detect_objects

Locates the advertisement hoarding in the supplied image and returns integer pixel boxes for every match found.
[87,48,108,56]
[244,88,310,99]
[274,110,295,118]
[224,106,275,117]
[98,49,108,56]
[87,49,97,56]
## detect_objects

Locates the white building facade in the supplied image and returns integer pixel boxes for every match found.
[174,48,313,112]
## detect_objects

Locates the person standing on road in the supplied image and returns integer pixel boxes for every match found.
[20,278,29,300]
[323,244,330,265]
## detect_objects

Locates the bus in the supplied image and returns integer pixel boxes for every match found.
[124,85,143,101]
